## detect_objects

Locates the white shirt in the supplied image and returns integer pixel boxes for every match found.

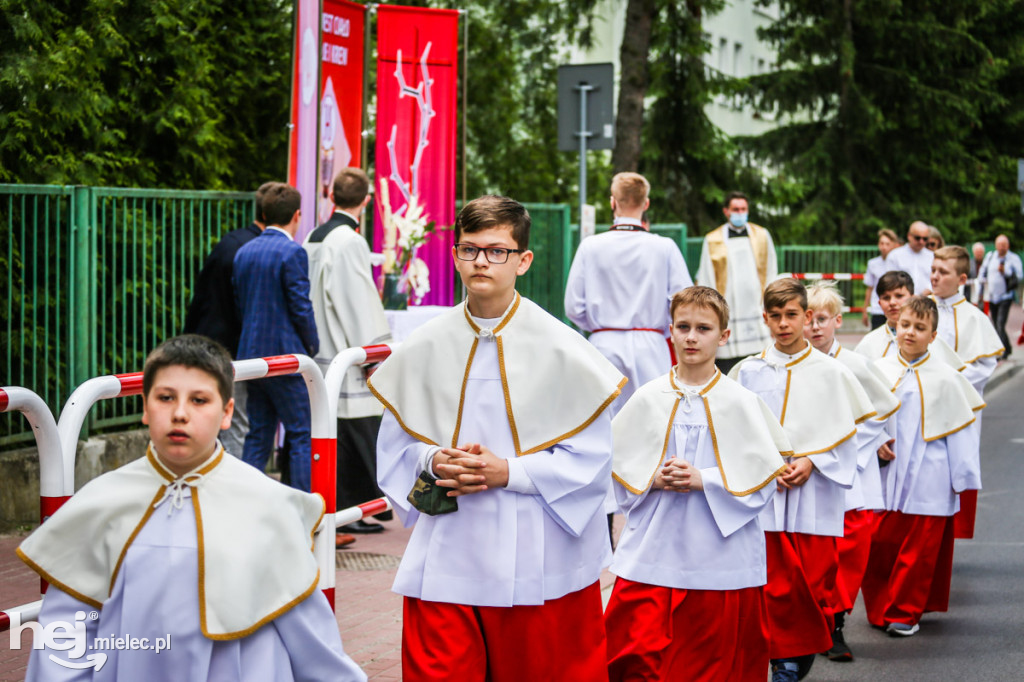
[864,255,889,314]
[978,250,1023,303]
[886,244,934,295]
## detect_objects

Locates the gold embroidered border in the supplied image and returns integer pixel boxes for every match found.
[15,548,104,611]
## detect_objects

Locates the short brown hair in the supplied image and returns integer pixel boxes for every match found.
[763,277,807,312]
[901,295,938,332]
[455,195,530,250]
[878,228,899,244]
[670,286,729,330]
[806,280,844,317]
[254,181,274,224]
[261,183,301,227]
[143,334,234,404]
[877,270,914,296]
[610,172,650,211]
[933,245,970,277]
[723,191,748,208]
[332,167,370,209]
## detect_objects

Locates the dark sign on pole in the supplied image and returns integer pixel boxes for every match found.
[557,63,615,152]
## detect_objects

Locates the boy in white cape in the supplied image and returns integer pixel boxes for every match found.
[368,196,625,681]
[18,335,365,682]
[605,286,790,681]
[861,297,983,636]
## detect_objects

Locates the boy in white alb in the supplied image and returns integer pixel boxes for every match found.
[604,286,789,681]
[18,335,365,682]
[862,297,983,636]
[730,278,875,682]
[804,282,900,662]
[564,172,692,416]
[929,246,1003,539]
[855,270,963,368]
[368,196,625,681]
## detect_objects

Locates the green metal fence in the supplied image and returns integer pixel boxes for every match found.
[1,185,254,445]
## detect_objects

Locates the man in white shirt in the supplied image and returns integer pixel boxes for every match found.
[696,191,778,374]
[977,234,1022,360]
[885,221,933,296]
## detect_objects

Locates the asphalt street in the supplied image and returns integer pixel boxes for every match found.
[807,364,1024,681]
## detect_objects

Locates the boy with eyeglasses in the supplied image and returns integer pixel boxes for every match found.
[369,195,625,681]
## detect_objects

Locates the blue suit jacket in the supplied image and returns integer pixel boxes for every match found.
[233,228,319,360]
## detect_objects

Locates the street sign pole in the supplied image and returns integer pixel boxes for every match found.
[576,84,594,226]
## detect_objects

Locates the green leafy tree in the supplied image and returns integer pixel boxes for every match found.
[741,0,1020,245]
[0,0,292,190]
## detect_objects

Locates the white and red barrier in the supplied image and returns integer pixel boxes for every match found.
[0,386,63,630]
[779,272,867,313]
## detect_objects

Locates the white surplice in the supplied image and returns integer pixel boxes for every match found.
[610,372,788,590]
[374,305,617,607]
[932,293,1002,395]
[696,228,778,359]
[829,341,900,511]
[873,351,983,515]
[24,459,364,682]
[854,323,965,371]
[731,343,875,536]
[564,224,693,416]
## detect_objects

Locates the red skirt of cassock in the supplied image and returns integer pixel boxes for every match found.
[604,578,769,682]
[953,489,977,538]
[764,531,836,659]
[861,511,953,626]
[401,581,608,682]
[831,509,876,614]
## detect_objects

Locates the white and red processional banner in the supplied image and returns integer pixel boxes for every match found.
[374,5,460,306]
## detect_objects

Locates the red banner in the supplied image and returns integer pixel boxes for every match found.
[375,5,459,306]
[317,0,366,225]
[287,0,320,241]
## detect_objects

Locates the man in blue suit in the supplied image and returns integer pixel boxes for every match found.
[233,183,319,492]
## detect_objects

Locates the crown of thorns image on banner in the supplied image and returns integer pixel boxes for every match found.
[377,180,449,306]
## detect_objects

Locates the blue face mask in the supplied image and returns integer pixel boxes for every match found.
[729,212,748,228]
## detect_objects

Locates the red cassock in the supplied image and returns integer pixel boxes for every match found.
[953,489,978,539]
[831,508,876,614]
[401,582,609,682]
[764,531,836,659]
[604,578,769,682]
[861,511,953,626]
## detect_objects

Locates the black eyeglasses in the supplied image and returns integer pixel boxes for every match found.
[455,243,524,264]
[910,235,928,242]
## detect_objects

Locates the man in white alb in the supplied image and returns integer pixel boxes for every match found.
[696,191,778,374]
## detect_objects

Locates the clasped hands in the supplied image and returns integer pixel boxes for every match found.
[432,443,510,497]
[653,457,703,493]
[776,457,814,490]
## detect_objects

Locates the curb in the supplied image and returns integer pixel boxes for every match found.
[987,358,1022,394]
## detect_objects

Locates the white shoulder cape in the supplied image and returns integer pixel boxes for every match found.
[368,293,626,454]
[612,370,790,495]
[732,344,877,456]
[931,295,1005,364]
[833,344,901,421]
[18,446,324,639]
[874,351,985,441]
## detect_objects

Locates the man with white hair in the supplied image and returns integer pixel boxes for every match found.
[978,234,1022,359]
[885,221,934,295]
[966,242,987,304]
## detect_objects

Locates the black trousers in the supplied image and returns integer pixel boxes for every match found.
[337,415,392,519]
[990,299,1013,357]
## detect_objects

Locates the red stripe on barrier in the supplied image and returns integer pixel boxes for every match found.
[40,496,71,524]
[311,437,336,513]
[363,344,392,363]
[322,587,335,606]
[116,373,145,397]
[0,388,8,412]
[358,498,390,518]
[786,273,864,280]
[264,355,301,376]
[0,611,9,632]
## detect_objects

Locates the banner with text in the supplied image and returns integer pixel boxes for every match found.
[375,5,459,306]
[318,0,366,224]
[288,0,320,242]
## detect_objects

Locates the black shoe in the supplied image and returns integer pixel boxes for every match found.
[338,519,385,534]
[825,625,853,661]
